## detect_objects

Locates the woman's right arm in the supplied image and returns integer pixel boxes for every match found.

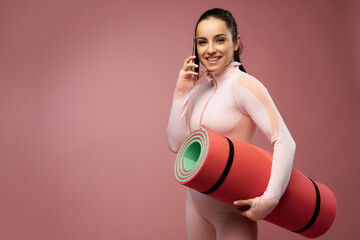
[166,56,202,153]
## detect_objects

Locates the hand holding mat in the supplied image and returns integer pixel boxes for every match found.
[235,196,279,221]
[174,125,336,238]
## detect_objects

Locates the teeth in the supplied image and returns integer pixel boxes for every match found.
[207,57,220,61]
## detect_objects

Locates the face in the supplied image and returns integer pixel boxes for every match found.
[196,17,240,72]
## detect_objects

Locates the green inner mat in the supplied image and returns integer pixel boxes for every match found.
[183,141,201,171]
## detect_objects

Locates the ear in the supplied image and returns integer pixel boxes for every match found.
[233,34,241,51]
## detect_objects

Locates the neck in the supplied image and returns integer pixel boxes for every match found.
[206,61,241,82]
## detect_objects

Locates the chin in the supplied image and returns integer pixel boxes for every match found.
[205,66,220,72]
[204,64,225,72]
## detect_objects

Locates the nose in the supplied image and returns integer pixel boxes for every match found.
[207,43,216,55]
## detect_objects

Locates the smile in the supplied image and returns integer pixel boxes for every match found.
[206,56,222,64]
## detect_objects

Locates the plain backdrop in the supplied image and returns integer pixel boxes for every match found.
[0,0,359,239]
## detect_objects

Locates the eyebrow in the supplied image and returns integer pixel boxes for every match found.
[196,34,226,40]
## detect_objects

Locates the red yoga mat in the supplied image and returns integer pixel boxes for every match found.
[174,125,336,238]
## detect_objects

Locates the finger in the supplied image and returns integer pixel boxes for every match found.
[239,210,259,221]
[183,70,199,77]
[187,62,199,69]
[183,60,198,71]
[184,63,199,73]
[233,199,253,206]
[236,205,258,220]
[238,210,251,219]
[185,55,197,64]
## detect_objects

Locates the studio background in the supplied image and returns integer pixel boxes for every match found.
[0,0,358,239]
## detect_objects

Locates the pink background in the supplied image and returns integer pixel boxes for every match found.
[0,0,359,239]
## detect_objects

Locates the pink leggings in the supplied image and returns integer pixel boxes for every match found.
[186,188,258,240]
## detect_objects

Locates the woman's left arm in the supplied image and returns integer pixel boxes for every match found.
[233,73,296,221]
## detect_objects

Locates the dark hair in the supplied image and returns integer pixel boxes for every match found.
[195,8,246,72]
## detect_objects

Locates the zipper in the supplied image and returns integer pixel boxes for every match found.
[199,73,217,127]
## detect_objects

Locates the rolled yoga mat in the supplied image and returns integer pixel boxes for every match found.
[174,125,336,238]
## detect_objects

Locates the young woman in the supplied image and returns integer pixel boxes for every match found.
[167,8,296,240]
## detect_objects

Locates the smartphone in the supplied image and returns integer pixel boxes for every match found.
[192,37,199,79]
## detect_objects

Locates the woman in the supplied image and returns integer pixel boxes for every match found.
[167,8,296,240]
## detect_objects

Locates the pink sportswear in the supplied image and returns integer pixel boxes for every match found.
[167,61,296,236]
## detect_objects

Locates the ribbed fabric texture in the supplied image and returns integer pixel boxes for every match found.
[167,61,296,234]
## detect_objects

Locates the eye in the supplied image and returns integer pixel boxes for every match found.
[197,40,207,46]
[216,38,225,43]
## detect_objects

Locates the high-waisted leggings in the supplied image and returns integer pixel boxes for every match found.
[186,188,258,240]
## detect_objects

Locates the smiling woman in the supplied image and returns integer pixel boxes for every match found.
[167,8,296,240]
[195,8,246,73]
[195,17,240,72]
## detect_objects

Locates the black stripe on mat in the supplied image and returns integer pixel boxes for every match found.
[293,178,321,233]
[201,137,234,195]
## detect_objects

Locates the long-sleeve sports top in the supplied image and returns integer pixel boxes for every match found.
[167,61,296,220]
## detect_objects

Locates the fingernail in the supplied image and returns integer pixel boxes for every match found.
[233,201,238,205]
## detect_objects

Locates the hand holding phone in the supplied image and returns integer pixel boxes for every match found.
[174,38,202,99]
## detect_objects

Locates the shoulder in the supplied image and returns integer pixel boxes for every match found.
[233,72,271,104]
[235,72,267,92]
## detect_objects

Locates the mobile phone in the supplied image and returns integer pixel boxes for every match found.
[192,38,199,79]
